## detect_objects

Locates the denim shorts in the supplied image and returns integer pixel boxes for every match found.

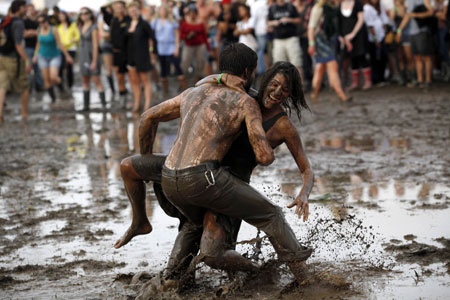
[37,55,62,69]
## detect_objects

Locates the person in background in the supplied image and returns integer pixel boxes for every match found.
[294,0,315,91]
[49,6,60,26]
[33,15,73,103]
[308,0,351,102]
[0,0,31,123]
[180,4,211,83]
[364,0,390,85]
[390,0,415,85]
[23,3,44,92]
[218,0,239,51]
[77,7,105,111]
[234,4,258,52]
[252,0,269,76]
[126,1,154,113]
[98,10,116,96]
[102,1,130,105]
[338,0,372,90]
[268,0,303,76]
[151,4,187,93]
[433,0,450,81]
[205,2,222,75]
[396,0,434,88]
[142,4,162,92]
[57,11,79,92]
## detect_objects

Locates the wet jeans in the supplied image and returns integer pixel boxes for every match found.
[161,162,304,261]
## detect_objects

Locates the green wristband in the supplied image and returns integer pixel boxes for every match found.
[217,73,224,85]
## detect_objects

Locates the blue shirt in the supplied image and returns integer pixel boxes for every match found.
[151,19,178,56]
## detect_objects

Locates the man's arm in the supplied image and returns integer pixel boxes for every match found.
[139,93,185,155]
[243,97,274,166]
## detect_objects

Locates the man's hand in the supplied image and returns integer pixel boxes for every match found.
[287,194,309,221]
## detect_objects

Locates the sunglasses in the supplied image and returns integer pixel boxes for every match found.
[80,11,90,15]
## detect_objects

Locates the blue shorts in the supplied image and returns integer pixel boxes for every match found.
[37,55,62,69]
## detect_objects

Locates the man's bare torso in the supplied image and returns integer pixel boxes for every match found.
[165,80,251,170]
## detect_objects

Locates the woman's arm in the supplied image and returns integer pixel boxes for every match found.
[53,27,73,64]
[174,27,180,57]
[346,11,365,41]
[279,117,314,221]
[91,27,99,70]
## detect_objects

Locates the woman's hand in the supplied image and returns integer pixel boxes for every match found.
[345,39,353,52]
[308,45,315,56]
[287,194,309,221]
[66,54,74,65]
[32,56,37,64]
[90,61,96,71]
[174,47,179,57]
[344,32,355,41]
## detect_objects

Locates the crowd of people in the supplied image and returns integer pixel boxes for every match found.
[0,0,449,122]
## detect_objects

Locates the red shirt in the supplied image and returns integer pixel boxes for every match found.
[179,21,210,50]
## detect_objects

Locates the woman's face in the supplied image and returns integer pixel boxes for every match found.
[262,73,290,110]
[38,17,48,28]
[128,6,140,19]
[58,12,66,23]
[159,6,168,18]
[80,9,91,22]
[238,6,247,19]
[370,0,379,5]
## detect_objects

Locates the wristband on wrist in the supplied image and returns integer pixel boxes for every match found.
[25,60,31,66]
[309,41,315,46]
[396,28,402,34]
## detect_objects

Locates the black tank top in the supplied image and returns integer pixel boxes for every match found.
[222,112,287,183]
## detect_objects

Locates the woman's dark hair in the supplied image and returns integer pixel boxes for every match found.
[219,43,257,78]
[256,62,309,120]
[59,11,72,25]
[37,14,50,24]
[237,4,251,20]
[78,7,96,26]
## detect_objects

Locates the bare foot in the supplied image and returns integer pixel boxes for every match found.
[114,221,152,249]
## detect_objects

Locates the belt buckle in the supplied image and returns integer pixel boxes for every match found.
[204,170,215,189]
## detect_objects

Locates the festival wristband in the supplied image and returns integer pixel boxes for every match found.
[309,41,315,46]
[25,60,31,66]
[396,29,402,34]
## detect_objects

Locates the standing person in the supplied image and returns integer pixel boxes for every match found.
[234,4,258,52]
[23,4,44,93]
[57,11,79,91]
[396,0,434,88]
[180,4,211,83]
[98,11,116,96]
[252,0,269,76]
[390,0,415,84]
[126,2,153,113]
[0,0,31,123]
[268,0,303,76]
[101,1,130,105]
[364,0,390,85]
[294,0,315,90]
[338,0,372,90]
[434,0,450,81]
[151,4,187,93]
[78,7,105,111]
[218,1,239,52]
[32,15,73,103]
[308,0,351,102]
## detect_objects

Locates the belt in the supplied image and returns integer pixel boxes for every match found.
[162,160,220,177]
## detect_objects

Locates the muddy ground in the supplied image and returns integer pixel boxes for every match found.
[0,79,449,299]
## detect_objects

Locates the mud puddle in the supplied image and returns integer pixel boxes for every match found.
[1,83,449,299]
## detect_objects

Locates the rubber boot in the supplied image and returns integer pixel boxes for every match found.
[362,68,372,90]
[83,90,90,111]
[47,86,56,103]
[107,75,116,95]
[348,70,360,91]
[119,90,127,109]
[99,91,106,107]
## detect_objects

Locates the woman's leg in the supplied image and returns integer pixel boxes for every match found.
[139,71,153,111]
[311,63,326,101]
[414,55,424,83]
[49,66,61,86]
[424,55,432,84]
[82,75,91,110]
[326,60,349,101]
[128,67,141,113]
[40,66,56,102]
[92,75,106,106]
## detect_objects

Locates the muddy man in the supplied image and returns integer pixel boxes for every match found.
[116,44,313,283]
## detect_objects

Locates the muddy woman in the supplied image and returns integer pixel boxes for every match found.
[115,43,313,284]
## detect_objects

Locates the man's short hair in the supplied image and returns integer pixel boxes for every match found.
[219,43,257,78]
[10,0,26,14]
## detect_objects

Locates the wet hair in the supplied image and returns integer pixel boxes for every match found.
[219,43,257,78]
[10,0,26,14]
[256,61,309,120]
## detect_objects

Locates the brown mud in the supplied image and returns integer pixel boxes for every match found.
[0,82,449,299]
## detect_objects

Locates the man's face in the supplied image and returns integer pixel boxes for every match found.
[112,2,125,16]
[262,73,290,110]
[18,4,27,17]
[276,0,286,6]
[26,5,36,18]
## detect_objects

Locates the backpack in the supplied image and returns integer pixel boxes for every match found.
[0,16,17,55]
